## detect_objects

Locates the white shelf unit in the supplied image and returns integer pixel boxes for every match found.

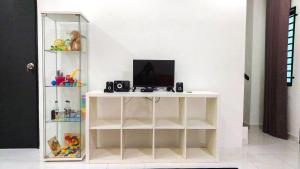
[86,91,219,163]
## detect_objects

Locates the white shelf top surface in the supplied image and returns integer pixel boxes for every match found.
[90,120,121,129]
[155,119,184,129]
[123,119,153,129]
[91,148,121,161]
[155,148,184,160]
[187,119,216,129]
[186,148,216,162]
[123,148,153,161]
[87,91,219,98]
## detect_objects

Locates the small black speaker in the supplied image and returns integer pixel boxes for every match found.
[114,80,130,92]
[104,81,114,93]
[176,82,183,92]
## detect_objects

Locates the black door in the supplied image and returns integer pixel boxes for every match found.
[0,0,39,148]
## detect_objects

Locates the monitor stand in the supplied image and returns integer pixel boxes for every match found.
[132,87,136,92]
[141,87,154,92]
[167,86,175,93]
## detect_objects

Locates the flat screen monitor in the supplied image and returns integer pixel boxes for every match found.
[133,60,175,87]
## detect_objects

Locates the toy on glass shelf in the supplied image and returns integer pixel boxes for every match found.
[50,69,82,87]
[47,134,80,158]
[49,100,80,122]
[64,133,80,147]
[59,133,80,158]
[81,95,86,116]
[51,100,59,120]
[54,70,65,86]
[47,136,61,156]
[50,30,81,51]
[50,39,68,51]
[68,31,81,51]
[63,100,80,121]
[64,100,71,119]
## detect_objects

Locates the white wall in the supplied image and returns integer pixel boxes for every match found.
[38,0,246,148]
[288,0,300,140]
[244,0,266,126]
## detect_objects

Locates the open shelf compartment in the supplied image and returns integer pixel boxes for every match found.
[154,129,185,160]
[186,97,217,129]
[154,97,185,129]
[122,129,153,161]
[123,97,153,129]
[89,129,121,162]
[89,97,122,129]
[186,129,217,162]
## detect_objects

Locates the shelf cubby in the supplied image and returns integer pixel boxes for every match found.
[154,129,185,160]
[89,129,121,162]
[154,97,185,129]
[186,129,217,162]
[123,97,153,129]
[186,97,217,129]
[89,97,122,129]
[122,129,153,161]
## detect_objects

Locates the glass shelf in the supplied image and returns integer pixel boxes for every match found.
[45,85,85,88]
[44,50,84,54]
[46,119,81,123]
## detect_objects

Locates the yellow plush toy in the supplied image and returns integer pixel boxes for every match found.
[51,39,68,51]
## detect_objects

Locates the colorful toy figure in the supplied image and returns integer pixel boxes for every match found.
[54,133,81,158]
[51,69,81,87]
[81,95,86,117]
[49,133,80,158]
[65,82,71,87]
[77,80,81,87]
[64,133,80,147]
[70,69,79,78]
[51,80,56,86]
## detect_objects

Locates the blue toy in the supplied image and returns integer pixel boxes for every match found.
[51,80,56,86]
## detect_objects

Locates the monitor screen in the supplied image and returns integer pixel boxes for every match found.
[133,60,175,87]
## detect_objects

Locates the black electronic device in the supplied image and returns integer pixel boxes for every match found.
[176,82,183,92]
[104,81,114,93]
[167,86,175,92]
[141,87,154,92]
[133,60,175,88]
[114,80,130,92]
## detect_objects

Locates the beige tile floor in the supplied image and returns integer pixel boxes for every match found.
[0,126,299,169]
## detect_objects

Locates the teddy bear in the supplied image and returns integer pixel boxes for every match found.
[68,31,81,51]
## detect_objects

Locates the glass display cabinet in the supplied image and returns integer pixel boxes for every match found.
[41,12,88,161]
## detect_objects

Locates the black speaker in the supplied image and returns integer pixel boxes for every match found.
[114,81,130,92]
[104,81,114,93]
[176,82,183,92]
